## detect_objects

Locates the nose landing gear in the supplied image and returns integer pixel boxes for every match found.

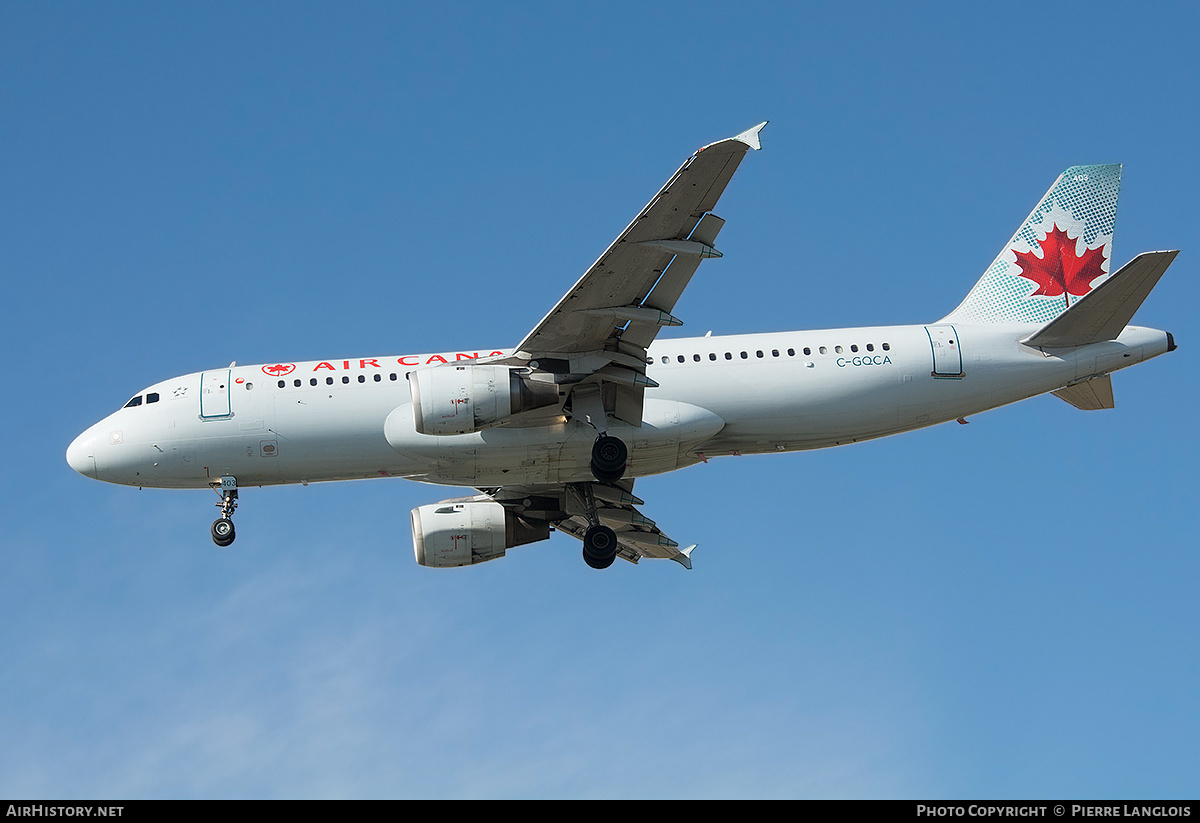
[210,476,238,547]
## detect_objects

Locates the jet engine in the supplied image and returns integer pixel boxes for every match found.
[409,365,559,435]
[411,499,550,568]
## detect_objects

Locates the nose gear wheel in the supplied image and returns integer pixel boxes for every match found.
[211,517,235,547]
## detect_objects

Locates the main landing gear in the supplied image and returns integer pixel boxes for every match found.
[590,434,628,484]
[582,522,618,569]
[576,481,618,569]
[210,476,238,547]
[569,388,628,568]
[571,386,627,484]
[582,421,627,568]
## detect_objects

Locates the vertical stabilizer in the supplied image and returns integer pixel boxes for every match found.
[942,164,1121,325]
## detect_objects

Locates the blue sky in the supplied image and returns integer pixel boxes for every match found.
[3,2,1198,799]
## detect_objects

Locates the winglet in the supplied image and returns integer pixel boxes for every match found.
[672,545,697,570]
[733,121,768,151]
[701,121,768,154]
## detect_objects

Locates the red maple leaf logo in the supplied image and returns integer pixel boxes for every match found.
[262,363,296,376]
[1012,223,1107,305]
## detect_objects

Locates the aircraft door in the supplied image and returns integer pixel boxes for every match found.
[925,325,964,378]
[200,370,233,419]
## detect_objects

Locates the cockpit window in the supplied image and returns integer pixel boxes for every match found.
[123,395,143,408]
[146,392,160,404]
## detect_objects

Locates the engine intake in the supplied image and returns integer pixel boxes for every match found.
[409,365,559,435]
[411,500,550,567]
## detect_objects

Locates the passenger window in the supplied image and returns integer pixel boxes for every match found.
[851,344,858,352]
[358,375,366,383]
[693,354,701,362]
[390,373,398,381]
[772,350,779,357]
[866,343,874,352]
[803,347,811,356]
[756,350,764,358]
[342,376,350,384]
[278,380,286,388]
[819,346,827,355]
[677,355,685,363]
[835,345,843,354]
[725,352,732,360]
[294,379,301,387]
[124,396,142,408]
[374,374,382,382]
[146,392,159,403]
[310,378,318,386]
[326,377,334,385]
[740,351,748,359]
[662,356,670,364]
[709,353,716,361]
[882,342,891,351]
[787,348,795,356]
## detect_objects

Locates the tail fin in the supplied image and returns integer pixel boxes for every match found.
[942,164,1121,325]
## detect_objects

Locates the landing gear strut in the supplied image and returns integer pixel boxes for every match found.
[210,476,238,547]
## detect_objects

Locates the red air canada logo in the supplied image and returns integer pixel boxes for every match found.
[262,363,296,377]
[1013,224,1107,306]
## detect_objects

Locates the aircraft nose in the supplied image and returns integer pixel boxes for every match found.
[66,433,97,479]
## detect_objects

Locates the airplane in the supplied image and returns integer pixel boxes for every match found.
[65,122,1178,570]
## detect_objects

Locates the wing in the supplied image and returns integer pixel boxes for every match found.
[503,122,766,426]
[485,481,697,569]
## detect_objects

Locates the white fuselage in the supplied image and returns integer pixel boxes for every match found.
[66,322,1171,491]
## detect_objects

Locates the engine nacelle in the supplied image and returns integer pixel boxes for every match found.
[409,365,559,435]
[411,500,550,568]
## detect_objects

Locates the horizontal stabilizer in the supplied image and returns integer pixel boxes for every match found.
[1053,374,1115,410]
[1023,251,1178,348]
